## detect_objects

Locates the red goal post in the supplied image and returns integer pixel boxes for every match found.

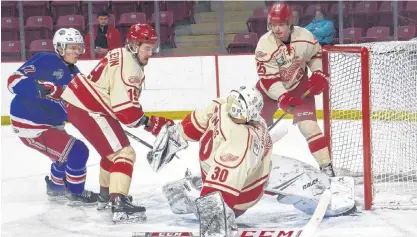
[322,43,417,210]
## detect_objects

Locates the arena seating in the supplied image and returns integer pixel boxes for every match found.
[1,1,417,60]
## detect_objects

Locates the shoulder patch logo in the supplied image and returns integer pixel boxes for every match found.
[255,51,267,58]
[52,69,64,80]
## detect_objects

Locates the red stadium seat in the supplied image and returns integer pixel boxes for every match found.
[402,1,417,25]
[51,1,80,23]
[328,2,353,28]
[227,32,259,54]
[398,25,416,41]
[1,1,17,17]
[149,11,175,46]
[377,1,404,28]
[81,1,109,16]
[246,8,268,39]
[1,41,22,61]
[22,1,49,20]
[139,1,166,21]
[1,17,19,41]
[27,39,55,58]
[55,15,85,33]
[334,27,363,44]
[347,2,378,29]
[303,4,329,20]
[24,16,53,47]
[111,1,138,22]
[165,1,195,24]
[361,26,391,42]
[117,12,147,42]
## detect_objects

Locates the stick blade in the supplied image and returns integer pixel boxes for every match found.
[300,189,332,237]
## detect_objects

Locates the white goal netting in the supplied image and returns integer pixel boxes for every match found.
[325,41,417,208]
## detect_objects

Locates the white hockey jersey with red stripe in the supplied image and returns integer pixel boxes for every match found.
[62,48,145,127]
[255,27,323,100]
[180,99,273,212]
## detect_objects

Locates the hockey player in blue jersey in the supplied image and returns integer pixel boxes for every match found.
[7,28,98,205]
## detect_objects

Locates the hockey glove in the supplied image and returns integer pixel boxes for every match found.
[36,80,64,100]
[277,93,304,115]
[305,71,329,96]
[145,115,174,136]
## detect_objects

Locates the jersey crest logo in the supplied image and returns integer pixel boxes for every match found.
[52,69,64,80]
[220,153,239,162]
[22,65,36,74]
[276,56,285,67]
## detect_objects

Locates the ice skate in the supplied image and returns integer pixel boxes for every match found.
[65,189,99,206]
[44,176,67,202]
[111,194,146,223]
[97,192,133,211]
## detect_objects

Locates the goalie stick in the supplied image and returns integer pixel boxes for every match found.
[299,188,332,237]
[131,189,331,237]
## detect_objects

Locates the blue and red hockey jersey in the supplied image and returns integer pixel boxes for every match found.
[7,52,80,138]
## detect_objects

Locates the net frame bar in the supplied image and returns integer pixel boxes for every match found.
[322,45,373,210]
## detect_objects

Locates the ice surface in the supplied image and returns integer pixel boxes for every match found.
[1,121,417,237]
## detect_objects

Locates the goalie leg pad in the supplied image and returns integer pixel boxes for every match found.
[196,192,238,237]
[148,123,188,172]
[108,145,136,196]
[326,176,355,216]
[282,176,355,217]
[162,178,200,215]
[266,155,331,198]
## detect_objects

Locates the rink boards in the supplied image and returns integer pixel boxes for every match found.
[1,54,415,125]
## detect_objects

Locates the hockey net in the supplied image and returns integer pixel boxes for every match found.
[322,41,417,210]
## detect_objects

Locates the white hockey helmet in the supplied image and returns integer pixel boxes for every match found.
[226,86,264,123]
[53,28,85,56]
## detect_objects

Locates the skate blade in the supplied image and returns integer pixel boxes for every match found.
[97,202,112,211]
[47,195,68,204]
[66,200,98,207]
[112,211,147,224]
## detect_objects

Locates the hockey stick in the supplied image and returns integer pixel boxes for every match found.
[123,129,192,176]
[268,87,314,131]
[299,189,332,237]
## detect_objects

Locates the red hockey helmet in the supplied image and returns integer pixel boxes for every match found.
[126,24,158,45]
[268,3,292,24]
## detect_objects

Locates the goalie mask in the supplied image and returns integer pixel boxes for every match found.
[226,86,264,123]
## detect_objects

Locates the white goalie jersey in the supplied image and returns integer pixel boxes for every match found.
[180,98,273,213]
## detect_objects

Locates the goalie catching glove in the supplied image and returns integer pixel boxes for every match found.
[147,123,188,172]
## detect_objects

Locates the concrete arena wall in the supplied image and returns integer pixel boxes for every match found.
[0,55,324,125]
